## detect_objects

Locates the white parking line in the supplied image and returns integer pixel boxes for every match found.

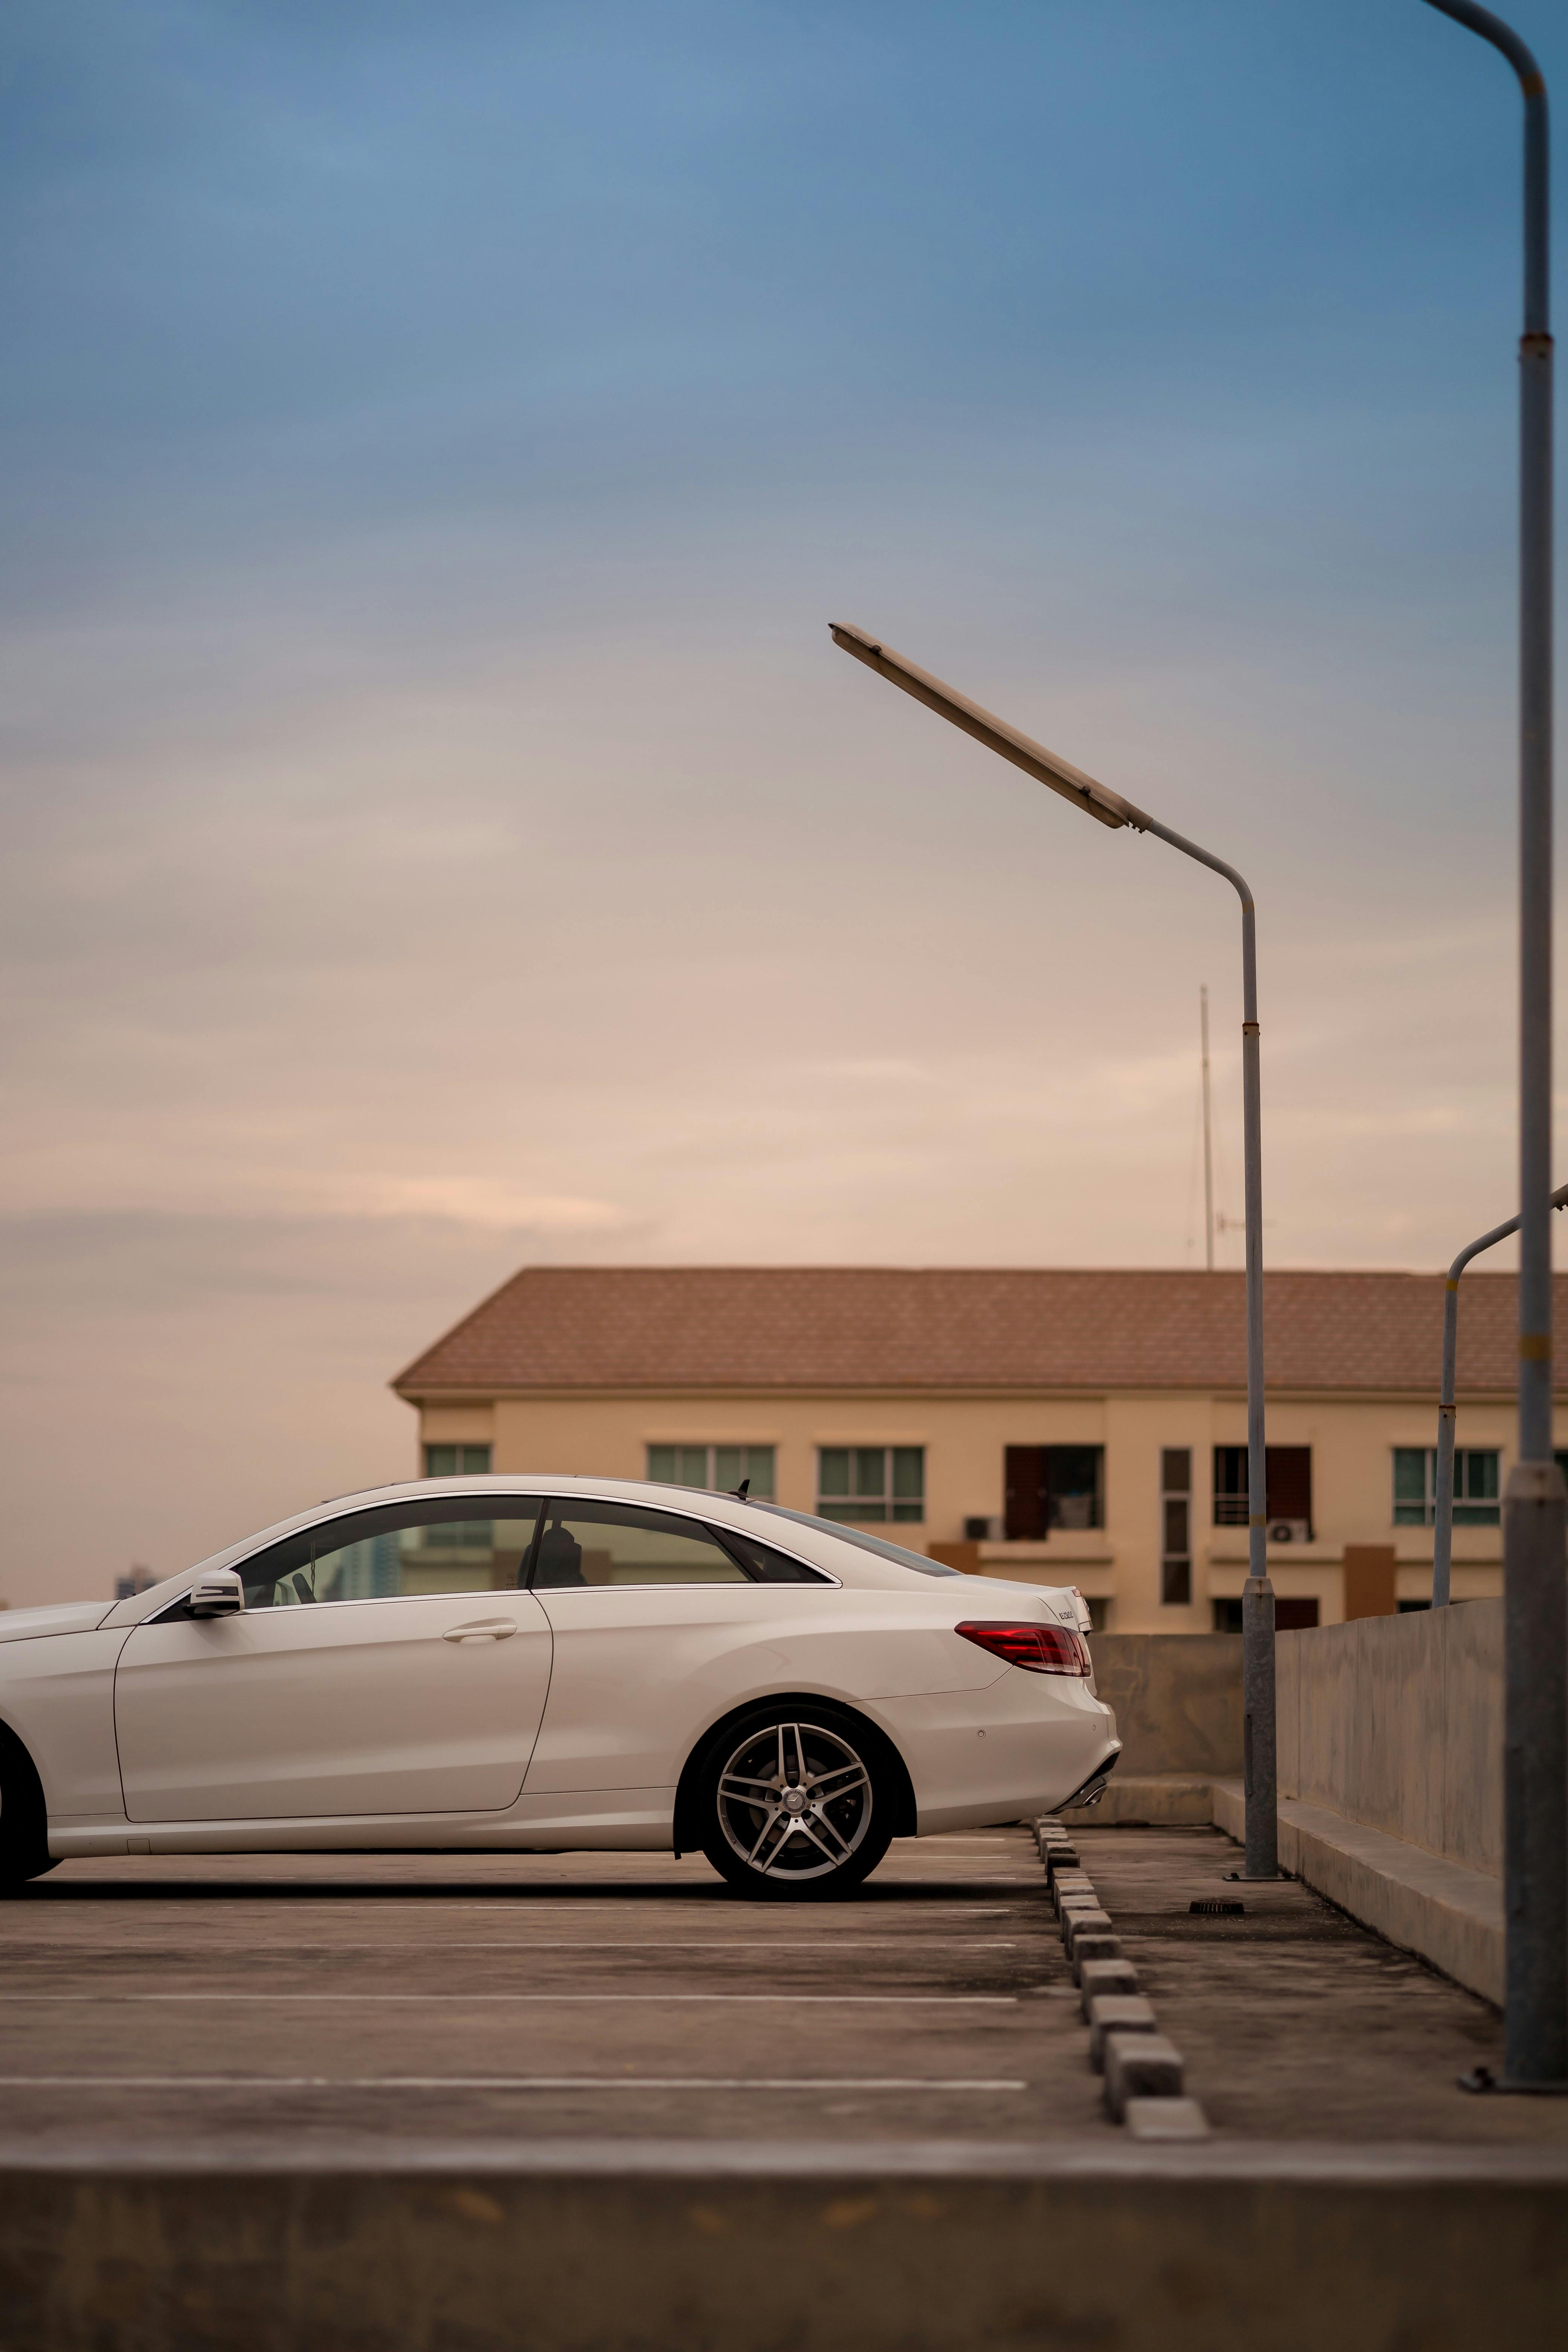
[0,1991,1018,2006]
[0,1939,1021,1953]
[20,1901,1015,1916]
[0,2074,1027,2092]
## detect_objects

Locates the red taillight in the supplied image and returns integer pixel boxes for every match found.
[955,1620,1090,1677]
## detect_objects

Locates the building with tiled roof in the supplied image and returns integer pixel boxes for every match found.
[394,1267,1568,1633]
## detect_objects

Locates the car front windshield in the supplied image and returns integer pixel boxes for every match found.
[749,1502,962,1577]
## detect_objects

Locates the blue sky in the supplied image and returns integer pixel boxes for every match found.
[0,0,1562,1598]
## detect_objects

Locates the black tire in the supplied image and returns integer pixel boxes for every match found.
[698,1701,894,1900]
[0,1728,53,1894]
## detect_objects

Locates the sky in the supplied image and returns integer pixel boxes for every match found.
[1,0,1564,1605]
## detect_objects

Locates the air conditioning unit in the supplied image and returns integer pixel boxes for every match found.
[1268,1519,1310,1545]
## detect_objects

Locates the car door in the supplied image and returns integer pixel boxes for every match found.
[114,1495,552,1822]
[521,1496,827,1799]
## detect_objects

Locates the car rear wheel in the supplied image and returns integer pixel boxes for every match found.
[699,1704,894,1900]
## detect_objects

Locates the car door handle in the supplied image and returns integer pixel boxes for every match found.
[442,1620,519,1643]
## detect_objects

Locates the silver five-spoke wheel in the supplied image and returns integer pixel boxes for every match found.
[715,1719,873,1883]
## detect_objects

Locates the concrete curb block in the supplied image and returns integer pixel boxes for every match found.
[1104,2034,1186,2121]
[1079,1956,1141,2012]
[1038,1819,1206,2135]
[1087,1995,1159,2072]
[1124,2097,1211,2142]
[1063,1908,1116,1958]
[1070,1929,1125,1980]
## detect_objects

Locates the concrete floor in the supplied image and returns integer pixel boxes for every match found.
[1,1823,1564,2157]
[1083,1824,1568,2148]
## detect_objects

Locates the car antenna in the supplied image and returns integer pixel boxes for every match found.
[731,1478,750,1501]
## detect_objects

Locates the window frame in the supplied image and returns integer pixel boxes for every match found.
[158,1488,841,1620]
[156,1492,547,1619]
[1212,1445,1314,1538]
[815,1446,926,1526]
[1002,1445,1106,1540]
[1159,1447,1192,1607]
[645,1444,777,1499]
[529,1494,837,1591]
[1392,1446,1502,1528]
[423,1443,493,1478]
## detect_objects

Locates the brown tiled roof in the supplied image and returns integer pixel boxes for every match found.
[393,1266,1568,1398]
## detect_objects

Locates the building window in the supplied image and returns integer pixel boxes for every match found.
[424,1444,492,1478]
[1003,1446,1104,1540]
[646,1444,776,1498]
[1213,1446,1312,1540]
[817,1447,924,1524]
[1392,1447,1500,1528]
[1160,1448,1192,1606]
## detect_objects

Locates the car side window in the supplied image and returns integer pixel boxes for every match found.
[227,1497,544,1610]
[717,1526,833,1584]
[533,1499,749,1589]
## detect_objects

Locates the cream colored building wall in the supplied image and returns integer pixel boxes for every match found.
[413,1388,1542,1634]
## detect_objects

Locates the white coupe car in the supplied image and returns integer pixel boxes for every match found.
[0,1476,1119,1900]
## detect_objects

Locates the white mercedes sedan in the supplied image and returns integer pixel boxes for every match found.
[0,1476,1119,1900]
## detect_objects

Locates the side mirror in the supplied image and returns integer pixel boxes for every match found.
[187,1569,244,1619]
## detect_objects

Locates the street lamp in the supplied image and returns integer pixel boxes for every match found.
[1420,2,1562,2088]
[1432,1184,1568,1609]
[829,620,1280,1879]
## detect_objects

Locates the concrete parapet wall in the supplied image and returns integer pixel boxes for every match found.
[1087,1635,1243,1778]
[2,2145,1565,2351]
[1276,1603,1502,1877]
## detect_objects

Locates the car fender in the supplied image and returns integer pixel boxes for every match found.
[671,1689,919,1853]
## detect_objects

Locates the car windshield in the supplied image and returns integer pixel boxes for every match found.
[749,1502,962,1577]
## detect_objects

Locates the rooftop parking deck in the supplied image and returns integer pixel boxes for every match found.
[4,1825,1567,2349]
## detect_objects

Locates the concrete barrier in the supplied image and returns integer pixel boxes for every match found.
[1087,1635,1244,1776]
[1276,1602,1502,1876]
[1064,1634,1241,1823]
[1,2141,1564,2351]
[1068,1611,1506,2002]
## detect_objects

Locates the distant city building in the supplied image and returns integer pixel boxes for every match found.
[113,1564,160,1602]
[392,1266,1568,1634]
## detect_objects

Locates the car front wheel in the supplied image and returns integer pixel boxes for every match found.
[699,1704,893,1900]
[0,1733,55,1895]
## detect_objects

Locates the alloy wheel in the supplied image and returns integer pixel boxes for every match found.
[715,1719,873,1880]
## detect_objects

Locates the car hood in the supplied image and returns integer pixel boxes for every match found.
[0,1601,112,1645]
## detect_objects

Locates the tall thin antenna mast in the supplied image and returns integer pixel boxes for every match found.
[1213,978,1222,1270]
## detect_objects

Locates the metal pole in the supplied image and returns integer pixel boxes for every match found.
[1421,0,1562,2085]
[1435,1191,1568,1608]
[1213,978,1222,1270]
[826,621,1280,1878]
[1435,1214,1525,1606]
[1139,819,1276,1880]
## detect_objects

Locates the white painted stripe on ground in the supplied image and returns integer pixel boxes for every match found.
[0,2075,1027,2092]
[0,1992,1016,2006]
[26,1900,1014,1915]
[0,1938,1020,1957]
[0,1939,1021,1952]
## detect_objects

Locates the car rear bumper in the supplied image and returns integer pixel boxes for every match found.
[876,1672,1120,1836]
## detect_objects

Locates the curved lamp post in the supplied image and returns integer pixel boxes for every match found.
[1420,1,1562,2089]
[828,620,1279,1880]
[1433,1184,1568,1609]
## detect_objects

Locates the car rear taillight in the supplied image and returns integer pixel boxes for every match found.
[955,1620,1090,1676]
